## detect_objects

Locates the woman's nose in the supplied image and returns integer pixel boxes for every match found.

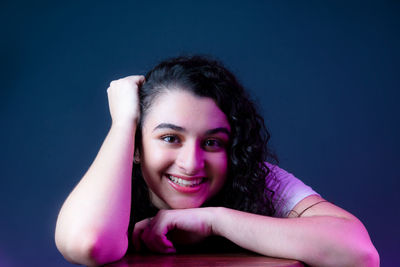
[176,142,205,175]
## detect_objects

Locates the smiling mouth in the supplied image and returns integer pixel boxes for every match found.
[167,175,206,187]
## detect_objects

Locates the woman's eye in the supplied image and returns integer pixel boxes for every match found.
[203,139,225,150]
[161,135,179,143]
[204,139,219,146]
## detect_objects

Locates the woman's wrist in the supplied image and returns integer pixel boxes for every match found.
[209,207,227,237]
[111,119,138,132]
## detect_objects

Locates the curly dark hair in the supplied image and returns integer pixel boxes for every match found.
[129,55,278,234]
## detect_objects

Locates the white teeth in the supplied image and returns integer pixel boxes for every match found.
[168,175,204,187]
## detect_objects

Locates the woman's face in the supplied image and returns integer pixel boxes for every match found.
[139,89,230,209]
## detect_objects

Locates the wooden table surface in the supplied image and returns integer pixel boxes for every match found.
[105,253,304,267]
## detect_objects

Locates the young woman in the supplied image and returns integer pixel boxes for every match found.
[55,56,379,266]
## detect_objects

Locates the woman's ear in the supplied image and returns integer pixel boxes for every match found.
[133,149,141,164]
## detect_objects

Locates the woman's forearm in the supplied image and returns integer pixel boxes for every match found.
[212,207,379,267]
[55,122,136,266]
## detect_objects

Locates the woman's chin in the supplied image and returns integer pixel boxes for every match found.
[167,198,205,209]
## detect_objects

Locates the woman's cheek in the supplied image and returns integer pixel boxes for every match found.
[210,152,228,181]
[151,146,176,168]
[217,152,228,172]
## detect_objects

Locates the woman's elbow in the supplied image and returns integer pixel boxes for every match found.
[354,244,380,267]
[55,230,128,266]
[314,243,379,267]
[336,219,380,267]
[313,219,380,267]
[337,237,380,267]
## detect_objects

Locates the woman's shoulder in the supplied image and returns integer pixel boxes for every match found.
[263,161,320,217]
[263,161,297,184]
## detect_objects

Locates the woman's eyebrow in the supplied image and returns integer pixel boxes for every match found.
[153,123,230,136]
[205,127,230,136]
[153,123,185,132]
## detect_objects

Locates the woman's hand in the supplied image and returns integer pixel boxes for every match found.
[107,75,145,127]
[132,208,215,253]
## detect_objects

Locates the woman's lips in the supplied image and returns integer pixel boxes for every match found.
[166,174,207,193]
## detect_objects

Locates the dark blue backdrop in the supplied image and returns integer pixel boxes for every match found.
[1,1,399,266]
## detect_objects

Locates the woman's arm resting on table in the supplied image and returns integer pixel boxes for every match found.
[133,196,379,267]
[55,76,144,266]
[213,194,379,267]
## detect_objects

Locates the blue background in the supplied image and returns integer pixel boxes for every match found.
[1,1,399,266]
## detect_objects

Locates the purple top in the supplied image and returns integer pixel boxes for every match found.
[265,162,320,217]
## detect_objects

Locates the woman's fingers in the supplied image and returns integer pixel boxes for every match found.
[119,75,145,84]
[108,75,145,89]
[132,218,151,252]
[133,217,176,253]
[132,208,214,253]
[141,222,176,253]
[107,75,145,126]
